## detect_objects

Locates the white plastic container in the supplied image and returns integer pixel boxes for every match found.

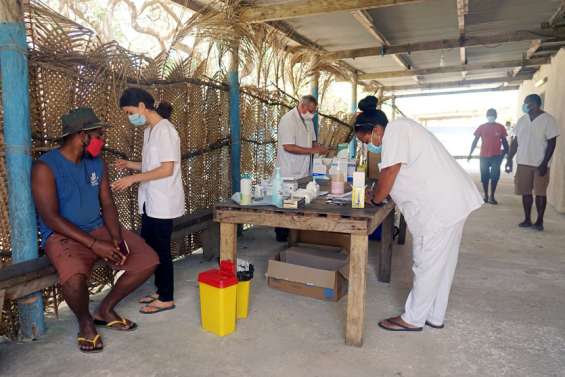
[240,175,252,205]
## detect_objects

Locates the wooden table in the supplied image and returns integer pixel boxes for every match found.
[214,197,396,347]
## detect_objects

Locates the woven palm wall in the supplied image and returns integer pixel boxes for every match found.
[0,2,353,338]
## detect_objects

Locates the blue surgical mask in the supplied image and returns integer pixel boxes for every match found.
[522,103,530,114]
[128,113,146,127]
[487,116,496,123]
[367,143,382,154]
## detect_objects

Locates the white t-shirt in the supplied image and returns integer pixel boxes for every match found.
[138,119,186,219]
[277,108,316,178]
[381,118,483,237]
[514,112,560,167]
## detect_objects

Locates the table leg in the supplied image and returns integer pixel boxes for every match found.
[398,214,407,245]
[220,223,237,263]
[378,210,394,283]
[288,229,299,247]
[345,234,368,347]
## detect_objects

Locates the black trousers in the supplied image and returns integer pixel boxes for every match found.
[141,210,174,302]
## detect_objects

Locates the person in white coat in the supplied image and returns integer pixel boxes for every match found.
[358,113,483,331]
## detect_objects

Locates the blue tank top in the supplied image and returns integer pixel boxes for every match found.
[38,149,104,246]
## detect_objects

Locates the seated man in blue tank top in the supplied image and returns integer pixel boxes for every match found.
[31,108,159,353]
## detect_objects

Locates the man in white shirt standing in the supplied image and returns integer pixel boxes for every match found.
[358,116,483,331]
[506,94,559,232]
[275,95,328,241]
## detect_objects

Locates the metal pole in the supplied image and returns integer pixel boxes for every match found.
[228,40,241,194]
[0,0,45,338]
[310,71,320,136]
[351,72,358,113]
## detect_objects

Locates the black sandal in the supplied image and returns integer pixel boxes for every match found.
[378,317,423,332]
[425,321,445,329]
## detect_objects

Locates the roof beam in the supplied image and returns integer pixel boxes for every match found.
[325,29,565,60]
[456,0,468,65]
[389,85,520,99]
[351,9,421,84]
[238,0,423,23]
[360,57,548,79]
[549,0,565,27]
[384,74,533,92]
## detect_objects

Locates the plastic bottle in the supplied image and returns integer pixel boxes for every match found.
[355,142,367,172]
[240,174,252,205]
[271,167,283,208]
[352,171,365,209]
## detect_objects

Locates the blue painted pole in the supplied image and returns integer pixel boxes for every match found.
[0,4,45,338]
[228,46,241,194]
[311,72,319,137]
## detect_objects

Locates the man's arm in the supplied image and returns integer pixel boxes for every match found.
[31,162,122,263]
[468,135,480,161]
[538,137,557,176]
[371,163,402,203]
[501,137,509,156]
[505,137,518,173]
[283,144,327,155]
[99,163,122,242]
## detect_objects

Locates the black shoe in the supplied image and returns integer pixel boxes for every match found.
[519,220,532,228]
[425,321,445,329]
[488,198,498,205]
[532,223,544,231]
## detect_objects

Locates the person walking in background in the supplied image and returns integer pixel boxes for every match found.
[468,108,509,204]
[506,94,559,231]
[113,88,186,313]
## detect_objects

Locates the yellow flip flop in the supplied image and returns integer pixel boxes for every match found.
[94,318,138,331]
[77,334,103,353]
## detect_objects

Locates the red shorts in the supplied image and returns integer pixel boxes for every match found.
[45,226,159,285]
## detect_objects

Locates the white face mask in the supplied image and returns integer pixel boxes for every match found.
[302,112,314,121]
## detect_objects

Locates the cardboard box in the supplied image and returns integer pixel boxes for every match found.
[266,245,349,302]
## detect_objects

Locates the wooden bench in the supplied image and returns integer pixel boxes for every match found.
[171,208,220,261]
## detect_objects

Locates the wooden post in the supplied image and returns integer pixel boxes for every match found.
[310,71,320,136]
[228,40,241,195]
[0,0,46,339]
[345,234,368,346]
[220,223,237,262]
[351,72,358,113]
[378,210,394,283]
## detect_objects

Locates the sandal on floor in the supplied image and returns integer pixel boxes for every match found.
[425,321,445,329]
[77,334,103,353]
[94,318,138,332]
[378,317,423,332]
[139,304,176,315]
[139,294,159,304]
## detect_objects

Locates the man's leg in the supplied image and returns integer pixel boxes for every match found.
[426,220,466,327]
[96,266,156,323]
[521,195,533,226]
[489,156,502,204]
[61,274,101,351]
[479,158,489,202]
[401,226,459,327]
[534,196,547,229]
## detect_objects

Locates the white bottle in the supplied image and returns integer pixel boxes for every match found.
[352,171,365,209]
[240,174,252,205]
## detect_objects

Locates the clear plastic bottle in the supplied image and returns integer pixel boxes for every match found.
[271,167,283,208]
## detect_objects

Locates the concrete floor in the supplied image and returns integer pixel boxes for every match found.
[1,175,565,377]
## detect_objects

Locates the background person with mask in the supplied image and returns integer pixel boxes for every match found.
[113,87,186,314]
[506,94,559,231]
[357,115,483,332]
[468,108,509,204]
[275,95,329,242]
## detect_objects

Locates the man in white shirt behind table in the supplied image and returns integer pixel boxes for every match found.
[358,115,483,331]
[275,95,329,242]
[506,94,559,232]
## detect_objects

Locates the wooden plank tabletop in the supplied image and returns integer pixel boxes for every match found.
[215,197,388,220]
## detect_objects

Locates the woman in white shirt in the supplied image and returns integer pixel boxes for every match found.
[112,88,186,314]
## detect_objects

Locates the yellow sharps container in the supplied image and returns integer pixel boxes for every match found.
[236,280,251,319]
[198,262,238,336]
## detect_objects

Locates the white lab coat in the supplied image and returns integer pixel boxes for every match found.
[380,118,483,326]
[276,108,316,178]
